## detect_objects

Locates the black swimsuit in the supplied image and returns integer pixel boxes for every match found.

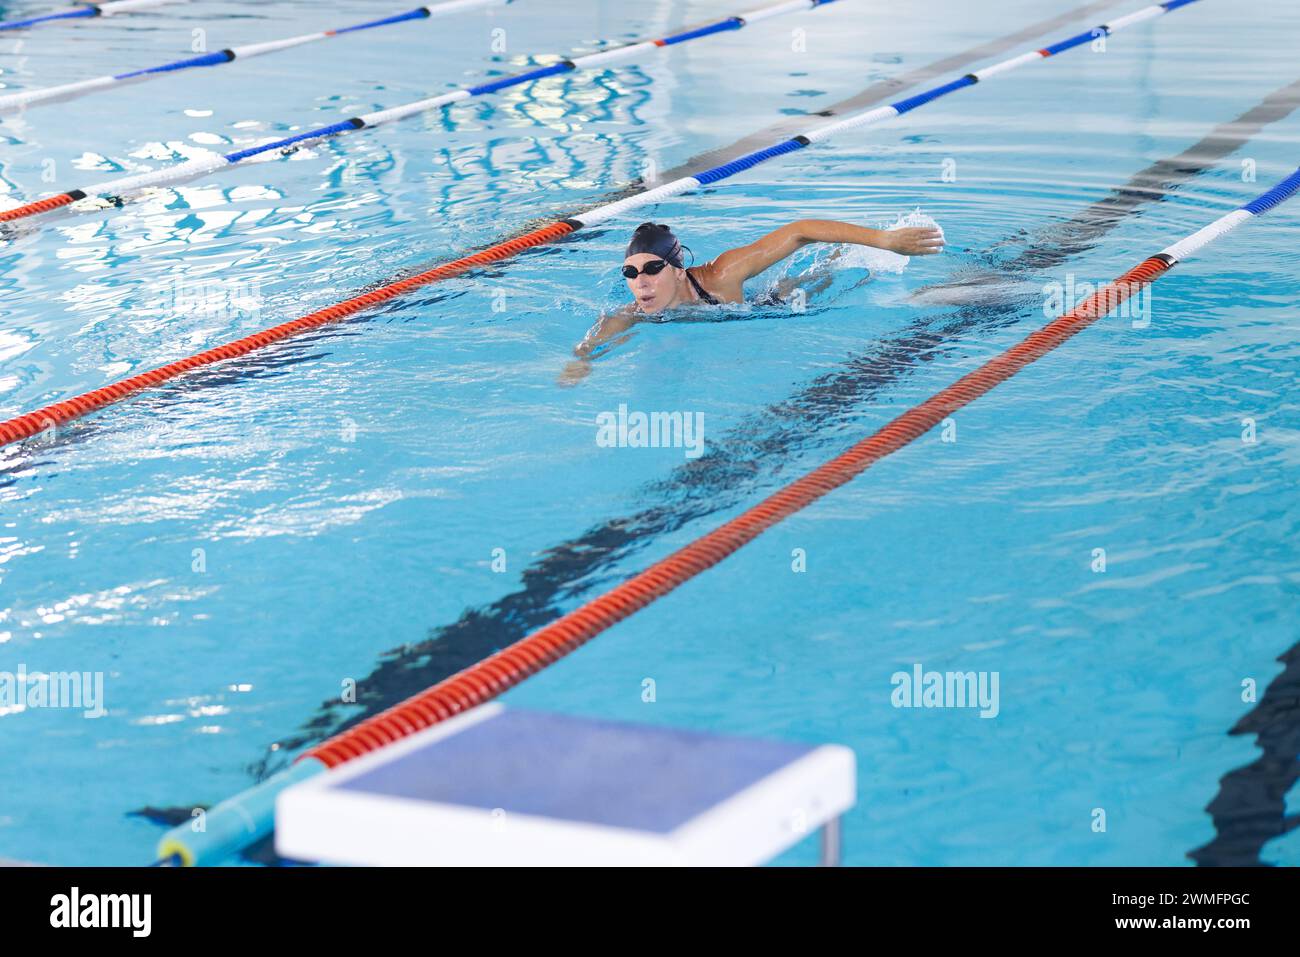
[682,268,784,309]
[685,268,720,305]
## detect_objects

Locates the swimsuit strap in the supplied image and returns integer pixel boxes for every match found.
[685,268,720,305]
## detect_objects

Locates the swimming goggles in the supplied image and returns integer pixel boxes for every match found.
[621,259,671,279]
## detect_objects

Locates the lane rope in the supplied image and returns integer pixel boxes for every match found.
[0,0,840,223]
[155,161,1300,866]
[0,0,1205,449]
[0,0,179,33]
[0,1,514,113]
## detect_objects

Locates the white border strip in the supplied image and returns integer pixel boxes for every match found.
[1159,208,1253,262]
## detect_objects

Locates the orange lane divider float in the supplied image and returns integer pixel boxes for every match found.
[0,222,576,446]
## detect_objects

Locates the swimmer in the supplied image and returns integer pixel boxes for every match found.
[560,219,944,384]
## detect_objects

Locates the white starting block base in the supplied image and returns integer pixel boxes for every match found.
[276,704,855,866]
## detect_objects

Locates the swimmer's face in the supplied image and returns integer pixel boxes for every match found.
[623,254,682,314]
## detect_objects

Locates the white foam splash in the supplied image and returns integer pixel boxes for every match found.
[828,208,945,275]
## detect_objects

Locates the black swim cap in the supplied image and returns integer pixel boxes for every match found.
[625,222,685,268]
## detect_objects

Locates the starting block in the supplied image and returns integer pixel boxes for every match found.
[276,704,855,866]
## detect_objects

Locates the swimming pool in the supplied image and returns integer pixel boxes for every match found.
[1,0,1298,865]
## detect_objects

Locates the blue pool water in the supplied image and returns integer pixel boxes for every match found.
[1,0,1298,866]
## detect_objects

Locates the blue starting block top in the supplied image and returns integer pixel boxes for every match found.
[276,704,855,866]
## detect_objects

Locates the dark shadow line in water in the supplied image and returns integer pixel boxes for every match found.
[1188,640,1300,866]
[923,75,1300,283]
[578,0,1131,211]
[247,302,1019,783]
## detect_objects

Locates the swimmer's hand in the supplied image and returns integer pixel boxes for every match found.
[885,226,945,256]
[558,308,640,386]
[558,359,592,387]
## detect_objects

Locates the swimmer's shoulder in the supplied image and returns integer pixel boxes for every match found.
[692,258,744,303]
[693,256,725,284]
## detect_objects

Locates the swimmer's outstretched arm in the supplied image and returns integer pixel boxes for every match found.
[708,219,944,285]
[558,305,640,386]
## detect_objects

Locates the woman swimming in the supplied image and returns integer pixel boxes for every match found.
[560,219,944,384]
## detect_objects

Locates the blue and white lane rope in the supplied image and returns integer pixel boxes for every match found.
[1155,167,1300,260]
[0,0,514,113]
[0,0,179,33]
[146,157,1300,867]
[0,0,843,222]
